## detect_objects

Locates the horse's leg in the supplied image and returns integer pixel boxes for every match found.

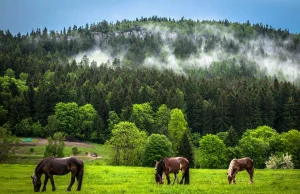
[165,172,171,185]
[172,173,177,185]
[48,174,56,191]
[247,168,254,184]
[67,172,76,191]
[232,170,238,184]
[76,168,84,191]
[42,175,49,192]
[179,170,185,184]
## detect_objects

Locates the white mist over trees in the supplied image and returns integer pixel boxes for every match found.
[72,21,300,84]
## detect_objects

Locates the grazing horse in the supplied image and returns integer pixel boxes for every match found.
[155,157,190,185]
[227,157,254,184]
[31,156,84,192]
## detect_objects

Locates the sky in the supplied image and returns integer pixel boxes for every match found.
[1,0,300,35]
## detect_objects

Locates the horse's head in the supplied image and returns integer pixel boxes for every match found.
[31,174,41,192]
[227,174,233,184]
[155,173,163,185]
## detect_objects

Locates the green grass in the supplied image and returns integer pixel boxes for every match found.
[0,164,299,194]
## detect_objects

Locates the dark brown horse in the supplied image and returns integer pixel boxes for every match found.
[155,157,190,185]
[227,157,254,184]
[31,156,84,192]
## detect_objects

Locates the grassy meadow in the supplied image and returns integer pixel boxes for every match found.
[0,164,299,194]
[1,139,299,193]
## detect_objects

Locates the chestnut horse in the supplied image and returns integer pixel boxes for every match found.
[227,157,254,184]
[31,156,84,192]
[155,157,190,185]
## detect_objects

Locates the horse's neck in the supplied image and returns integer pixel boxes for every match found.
[228,160,236,174]
[35,158,51,175]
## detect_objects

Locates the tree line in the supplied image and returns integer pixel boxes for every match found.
[0,17,300,167]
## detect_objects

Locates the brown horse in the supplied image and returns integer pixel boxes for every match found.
[31,156,84,192]
[155,157,190,185]
[227,157,254,184]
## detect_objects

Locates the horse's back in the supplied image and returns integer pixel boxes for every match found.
[236,157,254,170]
[165,157,188,173]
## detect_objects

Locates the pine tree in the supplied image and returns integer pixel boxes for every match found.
[177,131,194,167]
[224,126,239,147]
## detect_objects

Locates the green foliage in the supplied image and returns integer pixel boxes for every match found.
[190,132,201,147]
[107,121,147,166]
[71,147,80,156]
[0,127,18,163]
[44,132,65,158]
[130,103,155,133]
[154,104,170,136]
[173,36,197,58]
[0,106,8,126]
[107,111,121,132]
[281,129,300,168]
[142,134,173,166]
[1,17,300,170]
[54,102,99,140]
[224,126,239,147]
[177,131,194,167]
[239,136,269,168]
[168,108,188,152]
[216,131,228,141]
[79,103,97,140]
[239,125,282,168]
[13,118,43,137]
[43,115,59,137]
[199,134,227,168]
[55,102,80,138]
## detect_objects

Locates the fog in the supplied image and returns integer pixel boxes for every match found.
[73,23,300,83]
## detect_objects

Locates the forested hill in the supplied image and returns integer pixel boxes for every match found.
[0,17,300,142]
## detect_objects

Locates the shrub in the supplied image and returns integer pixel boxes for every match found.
[0,127,18,163]
[265,153,294,169]
[72,147,80,156]
[44,132,65,158]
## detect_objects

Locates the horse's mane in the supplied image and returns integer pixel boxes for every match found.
[156,159,165,175]
[228,158,237,175]
[34,157,54,174]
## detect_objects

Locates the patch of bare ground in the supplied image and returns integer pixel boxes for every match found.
[19,138,93,147]
[17,138,102,161]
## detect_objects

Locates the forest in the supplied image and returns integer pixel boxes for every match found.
[0,16,300,168]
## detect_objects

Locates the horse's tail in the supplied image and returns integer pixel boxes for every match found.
[184,163,190,184]
[251,158,255,173]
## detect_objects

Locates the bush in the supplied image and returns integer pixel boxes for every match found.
[44,132,65,158]
[266,153,294,169]
[0,127,18,163]
[199,134,227,168]
[142,134,173,167]
[72,147,80,156]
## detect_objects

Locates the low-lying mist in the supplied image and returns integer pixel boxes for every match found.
[72,23,300,83]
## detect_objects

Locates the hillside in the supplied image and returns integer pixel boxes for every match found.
[0,16,300,140]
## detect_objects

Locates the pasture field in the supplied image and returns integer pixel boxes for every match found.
[0,164,299,194]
